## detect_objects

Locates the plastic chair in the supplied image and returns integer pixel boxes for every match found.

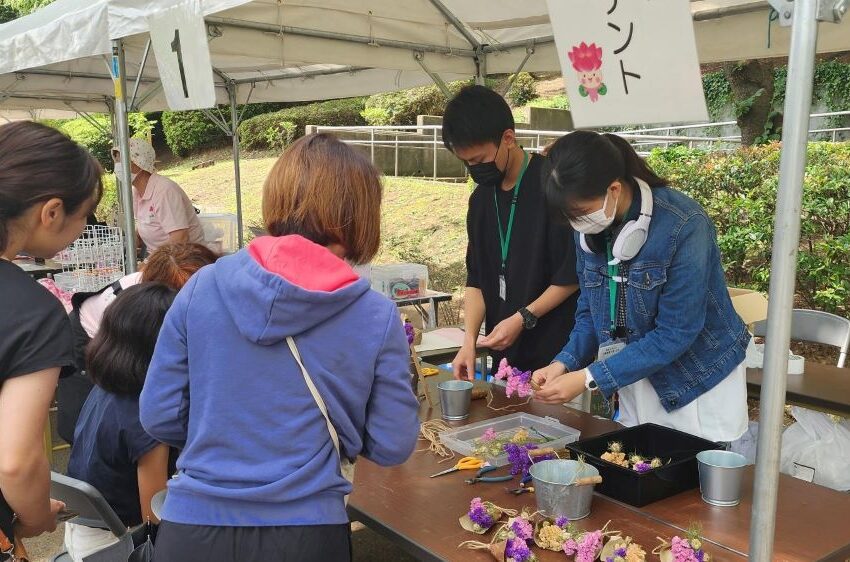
[49,472,133,562]
[753,309,850,368]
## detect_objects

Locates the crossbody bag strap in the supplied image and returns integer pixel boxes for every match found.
[286,337,342,458]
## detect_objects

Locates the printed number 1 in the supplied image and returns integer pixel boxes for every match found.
[170,29,189,98]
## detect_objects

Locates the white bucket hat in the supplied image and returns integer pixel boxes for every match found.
[112,138,156,173]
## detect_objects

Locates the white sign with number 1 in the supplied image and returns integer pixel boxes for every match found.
[147,0,216,111]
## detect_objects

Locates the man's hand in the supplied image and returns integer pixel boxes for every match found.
[452,344,477,381]
[534,370,587,405]
[15,499,65,538]
[479,313,523,351]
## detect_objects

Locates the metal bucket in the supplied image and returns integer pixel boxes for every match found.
[697,450,748,506]
[529,459,599,520]
[437,380,473,420]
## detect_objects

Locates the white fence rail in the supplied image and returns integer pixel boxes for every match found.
[315,110,850,179]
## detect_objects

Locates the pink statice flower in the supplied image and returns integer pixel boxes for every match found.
[670,536,699,562]
[495,358,511,380]
[510,516,533,541]
[563,538,579,556]
[576,530,603,562]
[481,427,497,442]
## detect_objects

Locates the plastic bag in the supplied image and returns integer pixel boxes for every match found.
[780,406,850,491]
[730,421,759,465]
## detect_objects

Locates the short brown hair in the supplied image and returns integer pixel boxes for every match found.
[142,243,219,290]
[262,133,382,264]
[0,121,103,252]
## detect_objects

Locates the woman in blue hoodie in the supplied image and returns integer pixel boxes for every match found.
[140,133,420,561]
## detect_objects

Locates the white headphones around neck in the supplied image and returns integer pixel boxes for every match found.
[579,177,653,264]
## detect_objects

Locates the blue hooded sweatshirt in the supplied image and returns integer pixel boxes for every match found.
[139,235,420,526]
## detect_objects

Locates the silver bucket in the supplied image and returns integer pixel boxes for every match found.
[529,459,599,520]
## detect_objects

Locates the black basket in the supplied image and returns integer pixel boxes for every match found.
[566,423,722,507]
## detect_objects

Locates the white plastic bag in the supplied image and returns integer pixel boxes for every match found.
[730,421,759,465]
[780,406,850,491]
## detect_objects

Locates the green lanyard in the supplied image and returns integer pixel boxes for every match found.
[606,239,619,332]
[494,151,530,273]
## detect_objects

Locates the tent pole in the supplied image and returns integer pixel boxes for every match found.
[748,0,818,558]
[111,38,138,274]
[227,82,245,248]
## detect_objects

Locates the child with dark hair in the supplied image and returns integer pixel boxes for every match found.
[442,85,579,379]
[64,283,177,561]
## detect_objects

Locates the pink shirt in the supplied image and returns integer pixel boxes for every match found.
[78,272,144,338]
[133,173,205,253]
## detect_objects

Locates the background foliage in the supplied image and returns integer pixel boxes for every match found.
[647,142,850,316]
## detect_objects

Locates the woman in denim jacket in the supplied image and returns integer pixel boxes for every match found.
[533,131,750,442]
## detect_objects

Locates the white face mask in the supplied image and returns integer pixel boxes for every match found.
[114,163,140,185]
[569,190,619,234]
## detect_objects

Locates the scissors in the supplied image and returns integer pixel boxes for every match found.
[429,457,486,478]
[465,465,515,485]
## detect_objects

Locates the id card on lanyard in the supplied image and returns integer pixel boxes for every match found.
[495,151,530,301]
[598,239,627,361]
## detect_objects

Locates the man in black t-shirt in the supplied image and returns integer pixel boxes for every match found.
[443,86,579,378]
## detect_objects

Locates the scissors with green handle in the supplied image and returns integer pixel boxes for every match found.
[429,456,486,478]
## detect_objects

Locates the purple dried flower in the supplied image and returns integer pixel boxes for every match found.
[468,497,494,530]
[504,442,538,476]
[615,547,628,557]
[510,517,533,540]
[633,461,652,474]
[505,537,532,562]
[555,516,569,528]
[404,321,415,346]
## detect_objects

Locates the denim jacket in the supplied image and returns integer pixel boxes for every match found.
[554,186,750,412]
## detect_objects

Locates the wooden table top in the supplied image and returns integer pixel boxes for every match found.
[349,379,850,561]
[747,363,850,416]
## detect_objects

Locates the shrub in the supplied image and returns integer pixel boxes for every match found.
[646,142,850,316]
[238,97,366,149]
[238,115,296,151]
[506,72,537,106]
[529,94,570,110]
[363,80,474,126]
[56,116,113,170]
[161,110,228,156]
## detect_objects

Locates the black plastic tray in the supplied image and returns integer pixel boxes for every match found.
[566,423,721,507]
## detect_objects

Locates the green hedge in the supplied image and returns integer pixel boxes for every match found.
[646,142,850,316]
[362,80,475,126]
[161,111,227,157]
[506,72,537,107]
[238,97,366,150]
[57,116,113,169]
[238,117,296,151]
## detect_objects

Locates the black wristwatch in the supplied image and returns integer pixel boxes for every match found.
[518,307,538,330]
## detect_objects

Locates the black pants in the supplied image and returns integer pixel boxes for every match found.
[152,521,352,562]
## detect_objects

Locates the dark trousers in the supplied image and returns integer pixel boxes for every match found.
[152,521,352,562]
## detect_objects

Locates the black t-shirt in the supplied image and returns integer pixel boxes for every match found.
[0,260,75,380]
[67,387,161,527]
[466,153,579,372]
[0,259,75,537]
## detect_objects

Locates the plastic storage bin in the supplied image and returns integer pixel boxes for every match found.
[370,263,429,300]
[198,213,238,255]
[566,423,722,507]
[439,412,581,467]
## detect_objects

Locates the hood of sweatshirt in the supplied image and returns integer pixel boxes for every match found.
[214,235,370,345]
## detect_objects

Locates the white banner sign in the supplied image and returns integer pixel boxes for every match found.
[545,0,708,128]
[147,0,216,111]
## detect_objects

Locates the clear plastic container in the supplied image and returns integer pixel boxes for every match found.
[370,263,429,300]
[439,412,581,467]
[198,213,238,255]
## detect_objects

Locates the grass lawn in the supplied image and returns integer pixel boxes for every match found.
[164,154,471,293]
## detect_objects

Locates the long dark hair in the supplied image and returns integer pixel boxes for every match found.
[543,131,666,220]
[0,121,103,252]
[86,283,176,396]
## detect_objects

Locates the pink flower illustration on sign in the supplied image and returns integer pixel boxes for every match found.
[567,42,607,102]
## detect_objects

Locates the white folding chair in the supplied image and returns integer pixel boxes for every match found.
[753,309,850,368]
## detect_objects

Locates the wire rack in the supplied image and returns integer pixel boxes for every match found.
[53,225,125,293]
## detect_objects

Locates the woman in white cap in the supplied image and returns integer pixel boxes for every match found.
[112,138,205,255]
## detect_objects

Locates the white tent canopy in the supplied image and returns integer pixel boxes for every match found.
[2,0,849,113]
